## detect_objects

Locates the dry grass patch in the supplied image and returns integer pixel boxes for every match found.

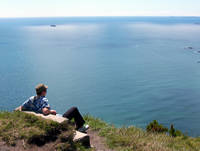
[84,115,200,151]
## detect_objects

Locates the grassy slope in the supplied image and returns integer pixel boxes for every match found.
[84,115,200,151]
[0,111,89,151]
[1,112,200,151]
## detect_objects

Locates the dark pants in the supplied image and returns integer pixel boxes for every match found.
[63,107,85,129]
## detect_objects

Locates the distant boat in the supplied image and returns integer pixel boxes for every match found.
[50,25,56,27]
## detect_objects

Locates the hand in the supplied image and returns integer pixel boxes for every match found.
[50,110,57,115]
[14,106,22,111]
[42,107,51,115]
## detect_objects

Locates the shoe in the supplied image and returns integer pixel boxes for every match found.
[78,124,89,133]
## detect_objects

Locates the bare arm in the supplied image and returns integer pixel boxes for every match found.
[42,107,57,115]
[14,106,56,115]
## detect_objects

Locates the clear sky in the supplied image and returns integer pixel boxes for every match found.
[0,0,200,17]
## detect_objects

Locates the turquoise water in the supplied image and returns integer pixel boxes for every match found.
[1,17,200,136]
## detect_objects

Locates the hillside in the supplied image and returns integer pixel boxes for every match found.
[1,111,200,151]
[85,115,200,151]
[0,111,89,151]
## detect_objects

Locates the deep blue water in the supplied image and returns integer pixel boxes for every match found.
[1,17,200,136]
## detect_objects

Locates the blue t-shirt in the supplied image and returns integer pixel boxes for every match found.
[22,96,50,113]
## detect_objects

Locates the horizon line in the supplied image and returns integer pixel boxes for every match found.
[1,15,200,19]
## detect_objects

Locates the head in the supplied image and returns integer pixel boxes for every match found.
[35,84,48,96]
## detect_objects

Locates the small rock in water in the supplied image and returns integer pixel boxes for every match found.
[184,46,193,49]
[50,25,56,27]
[197,61,200,63]
[197,51,200,53]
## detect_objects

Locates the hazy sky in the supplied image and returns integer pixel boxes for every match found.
[0,0,200,17]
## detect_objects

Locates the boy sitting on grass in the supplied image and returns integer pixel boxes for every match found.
[15,84,89,132]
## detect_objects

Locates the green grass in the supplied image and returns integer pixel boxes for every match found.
[0,111,90,151]
[84,115,200,151]
[2,111,200,151]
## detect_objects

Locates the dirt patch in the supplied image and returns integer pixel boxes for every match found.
[88,130,115,151]
[0,140,58,151]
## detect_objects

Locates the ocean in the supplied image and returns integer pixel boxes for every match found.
[1,17,200,136]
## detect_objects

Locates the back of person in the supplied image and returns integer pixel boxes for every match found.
[22,96,50,114]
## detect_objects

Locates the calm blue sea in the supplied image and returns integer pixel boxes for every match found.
[1,17,200,136]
